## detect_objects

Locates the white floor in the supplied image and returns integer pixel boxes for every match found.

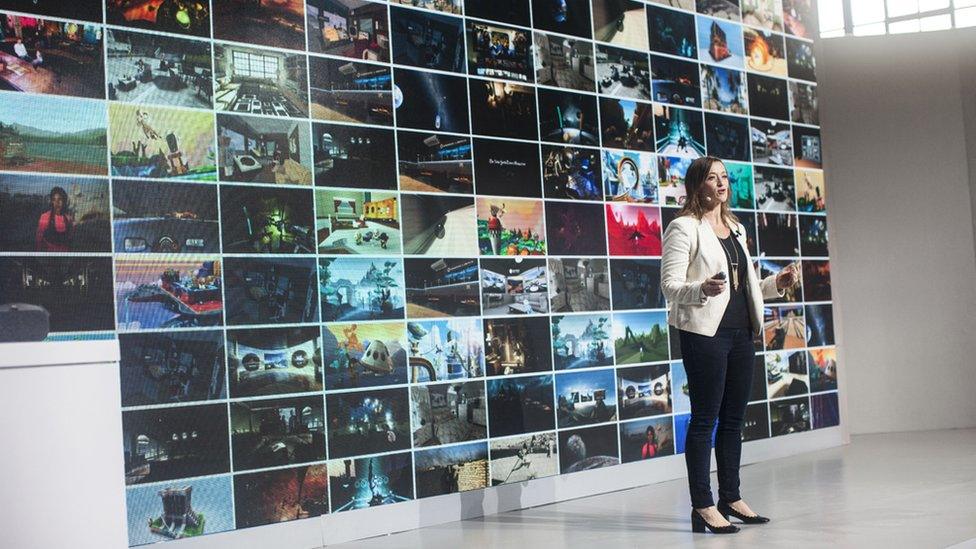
[333,429,976,548]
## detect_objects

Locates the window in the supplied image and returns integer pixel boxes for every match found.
[821,0,975,37]
[231,51,279,80]
[958,6,976,27]
[851,0,885,27]
[819,0,846,36]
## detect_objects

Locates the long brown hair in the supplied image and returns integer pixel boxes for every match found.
[676,156,738,227]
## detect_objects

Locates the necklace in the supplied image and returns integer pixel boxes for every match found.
[718,232,740,291]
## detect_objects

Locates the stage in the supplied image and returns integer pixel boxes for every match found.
[332,428,976,548]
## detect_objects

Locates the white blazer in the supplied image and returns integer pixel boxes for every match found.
[661,215,784,337]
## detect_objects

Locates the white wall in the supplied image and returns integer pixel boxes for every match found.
[818,29,976,434]
[961,49,976,267]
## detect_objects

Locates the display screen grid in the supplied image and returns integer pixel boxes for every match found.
[0,0,836,545]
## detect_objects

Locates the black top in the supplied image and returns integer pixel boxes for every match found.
[717,233,752,330]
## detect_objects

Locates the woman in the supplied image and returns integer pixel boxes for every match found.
[641,425,658,459]
[661,156,799,534]
[35,186,73,252]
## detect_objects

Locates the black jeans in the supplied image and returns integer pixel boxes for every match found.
[679,327,755,509]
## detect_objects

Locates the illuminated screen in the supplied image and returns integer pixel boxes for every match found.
[0,0,834,545]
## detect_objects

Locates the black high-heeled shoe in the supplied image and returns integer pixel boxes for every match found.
[717,500,771,524]
[691,508,740,534]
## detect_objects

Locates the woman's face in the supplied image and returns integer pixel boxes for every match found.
[703,161,730,204]
[51,193,64,214]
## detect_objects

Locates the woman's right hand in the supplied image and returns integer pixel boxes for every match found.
[701,275,726,297]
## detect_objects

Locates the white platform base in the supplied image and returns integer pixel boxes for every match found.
[0,341,126,549]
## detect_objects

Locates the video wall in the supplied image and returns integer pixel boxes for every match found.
[0,0,836,545]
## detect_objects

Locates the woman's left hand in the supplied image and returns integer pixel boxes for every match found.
[776,263,800,290]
